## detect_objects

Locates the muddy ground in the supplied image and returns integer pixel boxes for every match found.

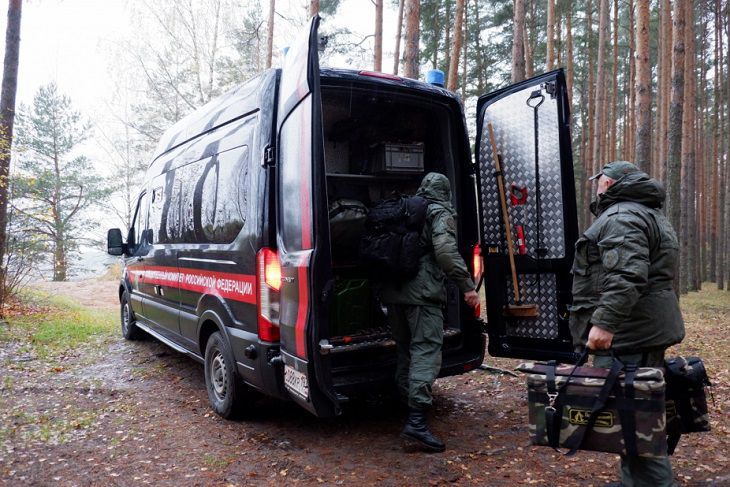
[1,281,729,486]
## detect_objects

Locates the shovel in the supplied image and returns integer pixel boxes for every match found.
[487,123,539,319]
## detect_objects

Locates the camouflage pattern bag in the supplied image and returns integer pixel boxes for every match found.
[517,358,668,457]
[665,356,712,454]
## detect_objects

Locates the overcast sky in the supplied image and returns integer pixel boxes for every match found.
[0,0,401,115]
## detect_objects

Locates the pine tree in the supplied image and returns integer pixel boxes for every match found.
[12,84,110,281]
[634,0,651,169]
[667,0,687,294]
[403,0,421,79]
[512,0,526,82]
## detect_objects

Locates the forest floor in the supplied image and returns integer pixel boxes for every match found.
[1,280,729,486]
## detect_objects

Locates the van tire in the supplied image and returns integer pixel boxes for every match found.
[121,292,143,341]
[204,331,247,419]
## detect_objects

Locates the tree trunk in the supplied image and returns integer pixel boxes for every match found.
[583,0,595,228]
[524,15,533,78]
[634,0,651,170]
[627,0,636,161]
[393,0,405,75]
[403,0,420,80]
[265,0,275,69]
[444,0,451,73]
[609,0,618,162]
[473,0,484,91]
[546,0,555,71]
[680,6,695,294]
[566,3,574,107]
[660,0,672,183]
[655,0,666,179]
[710,0,721,283]
[512,0,526,83]
[53,231,67,282]
[461,1,468,100]
[556,9,562,67]
[717,2,730,290]
[374,0,383,71]
[309,0,319,17]
[525,0,536,78]
[592,0,609,181]
[667,0,686,295]
[447,0,464,91]
[0,0,22,302]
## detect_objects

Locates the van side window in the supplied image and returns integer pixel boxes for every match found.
[129,191,148,253]
[147,184,165,244]
[152,145,250,245]
[198,145,249,244]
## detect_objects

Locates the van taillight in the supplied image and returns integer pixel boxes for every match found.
[472,244,483,285]
[472,244,483,319]
[257,248,281,342]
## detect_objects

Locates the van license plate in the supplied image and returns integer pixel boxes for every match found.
[284,365,309,400]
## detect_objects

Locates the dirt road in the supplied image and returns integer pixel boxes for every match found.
[1,281,729,486]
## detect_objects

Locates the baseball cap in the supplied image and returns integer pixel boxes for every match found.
[589,160,640,181]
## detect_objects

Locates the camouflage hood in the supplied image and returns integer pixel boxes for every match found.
[592,172,666,216]
[416,172,455,214]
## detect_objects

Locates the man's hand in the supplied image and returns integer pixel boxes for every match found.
[586,325,614,350]
[464,290,480,308]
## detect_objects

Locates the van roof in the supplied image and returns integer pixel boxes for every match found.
[150,67,460,165]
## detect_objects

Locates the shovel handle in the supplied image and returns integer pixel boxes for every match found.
[487,123,522,304]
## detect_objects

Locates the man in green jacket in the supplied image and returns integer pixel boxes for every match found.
[570,161,685,486]
[381,172,479,453]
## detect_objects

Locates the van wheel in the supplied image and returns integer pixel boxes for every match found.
[204,331,247,419]
[121,292,143,341]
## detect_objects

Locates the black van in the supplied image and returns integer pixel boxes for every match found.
[107,17,578,418]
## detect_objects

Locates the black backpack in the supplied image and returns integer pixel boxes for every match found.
[359,195,429,280]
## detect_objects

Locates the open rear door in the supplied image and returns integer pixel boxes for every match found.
[276,16,336,416]
[475,70,579,363]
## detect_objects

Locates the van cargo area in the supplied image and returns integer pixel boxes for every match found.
[319,81,481,395]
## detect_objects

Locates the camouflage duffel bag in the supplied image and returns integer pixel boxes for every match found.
[517,357,667,457]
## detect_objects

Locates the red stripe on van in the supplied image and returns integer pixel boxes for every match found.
[295,265,309,358]
[129,265,256,304]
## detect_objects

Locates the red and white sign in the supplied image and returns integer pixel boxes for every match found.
[129,265,256,304]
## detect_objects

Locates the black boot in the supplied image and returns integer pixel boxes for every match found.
[400,408,445,452]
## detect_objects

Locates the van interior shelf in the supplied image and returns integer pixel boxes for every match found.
[320,327,461,355]
[325,172,416,181]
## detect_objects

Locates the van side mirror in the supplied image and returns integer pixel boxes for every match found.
[107,228,126,256]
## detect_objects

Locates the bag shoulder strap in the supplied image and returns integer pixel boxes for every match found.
[556,356,624,456]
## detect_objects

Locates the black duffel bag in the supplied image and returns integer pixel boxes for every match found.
[664,356,712,454]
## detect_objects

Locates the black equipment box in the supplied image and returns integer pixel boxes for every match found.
[368,142,424,174]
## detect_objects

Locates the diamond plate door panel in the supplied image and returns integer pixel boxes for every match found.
[506,274,559,339]
[478,87,566,260]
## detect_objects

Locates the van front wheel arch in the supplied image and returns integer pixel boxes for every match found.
[204,331,251,419]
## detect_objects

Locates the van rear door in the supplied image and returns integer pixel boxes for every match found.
[276,15,337,416]
[475,70,579,363]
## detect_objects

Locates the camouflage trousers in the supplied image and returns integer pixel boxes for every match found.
[387,304,443,409]
[593,351,674,487]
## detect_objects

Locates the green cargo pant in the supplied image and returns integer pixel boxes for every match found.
[387,304,444,409]
[593,351,674,487]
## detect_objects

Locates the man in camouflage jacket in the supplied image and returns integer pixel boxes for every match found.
[381,172,480,452]
[570,161,685,486]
